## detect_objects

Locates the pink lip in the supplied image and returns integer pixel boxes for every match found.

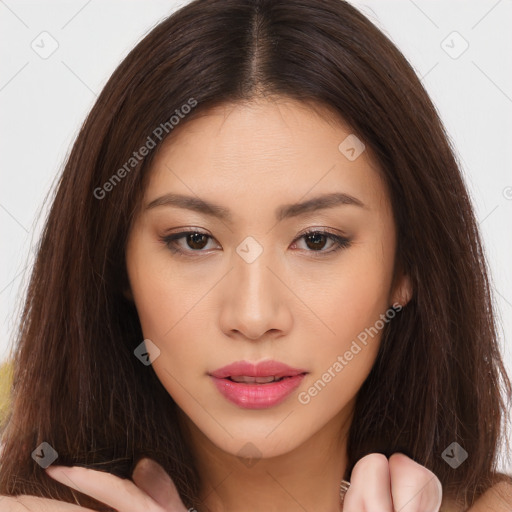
[209,360,308,409]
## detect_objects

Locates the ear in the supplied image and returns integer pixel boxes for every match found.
[390,272,413,308]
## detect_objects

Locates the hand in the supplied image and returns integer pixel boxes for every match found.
[1,453,442,511]
[0,458,190,512]
[342,453,443,512]
[0,494,97,511]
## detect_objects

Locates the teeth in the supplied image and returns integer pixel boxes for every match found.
[229,375,284,384]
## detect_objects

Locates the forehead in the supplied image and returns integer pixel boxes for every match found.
[144,98,390,219]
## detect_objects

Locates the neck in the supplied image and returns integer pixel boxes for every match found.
[179,403,353,512]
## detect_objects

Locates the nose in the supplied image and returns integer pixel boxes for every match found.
[218,246,293,342]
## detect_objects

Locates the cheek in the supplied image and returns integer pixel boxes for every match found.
[126,230,198,340]
[129,272,207,381]
[312,244,394,343]
[300,240,395,392]
[128,266,172,339]
[126,242,210,393]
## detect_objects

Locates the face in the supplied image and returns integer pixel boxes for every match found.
[125,97,411,459]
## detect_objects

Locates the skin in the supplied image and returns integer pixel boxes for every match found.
[3,98,510,511]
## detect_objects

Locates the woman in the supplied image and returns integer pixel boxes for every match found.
[0,0,510,510]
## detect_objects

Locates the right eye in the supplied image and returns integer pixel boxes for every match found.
[160,230,219,256]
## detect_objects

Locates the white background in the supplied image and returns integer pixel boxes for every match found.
[1,0,511,472]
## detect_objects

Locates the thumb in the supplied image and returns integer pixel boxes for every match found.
[131,457,189,511]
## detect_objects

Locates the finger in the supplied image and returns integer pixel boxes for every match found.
[342,453,393,512]
[388,453,442,512]
[0,494,98,511]
[131,458,188,511]
[45,465,157,512]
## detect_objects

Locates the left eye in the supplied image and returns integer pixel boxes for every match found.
[291,230,351,254]
[161,229,351,257]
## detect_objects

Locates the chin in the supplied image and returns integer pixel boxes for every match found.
[199,418,309,460]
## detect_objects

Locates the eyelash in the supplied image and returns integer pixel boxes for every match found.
[160,229,351,258]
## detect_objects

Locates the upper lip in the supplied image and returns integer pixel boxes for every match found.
[209,360,308,379]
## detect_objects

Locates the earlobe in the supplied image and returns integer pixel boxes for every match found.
[391,273,413,308]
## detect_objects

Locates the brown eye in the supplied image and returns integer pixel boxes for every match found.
[161,230,217,255]
[185,232,209,250]
[292,230,351,255]
[161,229,351,258]
[304,232,329,251]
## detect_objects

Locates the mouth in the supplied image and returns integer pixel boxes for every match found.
[209,360,308,409]
[226,375,301,384]
[209,359,308,379]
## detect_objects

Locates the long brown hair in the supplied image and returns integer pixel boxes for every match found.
[1,0,510,510]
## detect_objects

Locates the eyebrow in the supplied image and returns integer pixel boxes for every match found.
[145,192,366,222]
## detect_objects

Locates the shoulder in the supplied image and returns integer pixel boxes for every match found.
[470,478,512,511]
[441,476,512,512]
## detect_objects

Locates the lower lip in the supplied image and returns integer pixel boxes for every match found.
[210,374,306,409]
